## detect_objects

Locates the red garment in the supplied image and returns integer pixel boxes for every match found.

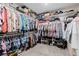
[2,7,8,33]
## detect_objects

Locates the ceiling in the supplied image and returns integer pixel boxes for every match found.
[17,3,79,14]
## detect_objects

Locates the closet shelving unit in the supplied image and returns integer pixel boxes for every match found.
[37,10,78,46]
[0,3,37,56]
[50,10,78,56]
[0,3,36,36]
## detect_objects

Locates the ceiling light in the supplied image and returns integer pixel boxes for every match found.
[44,3,48,6]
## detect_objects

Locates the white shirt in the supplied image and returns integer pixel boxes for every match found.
[71,17,79,49]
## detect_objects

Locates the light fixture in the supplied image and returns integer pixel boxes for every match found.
[44,3,48,6]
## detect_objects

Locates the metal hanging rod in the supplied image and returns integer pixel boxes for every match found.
[0,32,24,38]
[51,11,77,17]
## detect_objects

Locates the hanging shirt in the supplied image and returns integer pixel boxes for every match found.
[23,15,27,30]
[48,22,53,37]
[71,17,79,49]
[55,20,63,38]
[10,10,14,32]
[13,11,17,31]
[19,14,25,31]
[61,21,65,39]
[15,11,19,31]
[59,17,66,39]
[2,7,8,33]
[7,6,12,32]
[26,16,30,31]
[65,22,72,42]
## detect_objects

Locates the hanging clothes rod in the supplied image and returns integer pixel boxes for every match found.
[9,4,36,21]
[51,11,77,17]
[0,32,24,38]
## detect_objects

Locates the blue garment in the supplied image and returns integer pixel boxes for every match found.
[13,37,20,49]
[16,38,21,48]
[19,14,24,31]
[21,37,24,44]
[23,15,27,30]
[5,39,10,50]
[26,16,30,30]
[13,38,17,47]
[25,33,29,42]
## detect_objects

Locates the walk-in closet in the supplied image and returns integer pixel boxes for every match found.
[0,3,79,56]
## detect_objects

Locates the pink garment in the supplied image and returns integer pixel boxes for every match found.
[52,23,56,32]
[1,39,6,53]
[51,22,56,37]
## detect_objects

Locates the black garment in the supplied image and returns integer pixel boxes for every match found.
[37,36,41,43]
[53,39,67,49]
[48,39,52,45]
[47,37,52,45]
[0,50,4,56]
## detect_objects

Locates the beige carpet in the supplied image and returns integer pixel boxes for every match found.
[18,44,70,56]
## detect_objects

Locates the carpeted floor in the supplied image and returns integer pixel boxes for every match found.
[18,44,70,56]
